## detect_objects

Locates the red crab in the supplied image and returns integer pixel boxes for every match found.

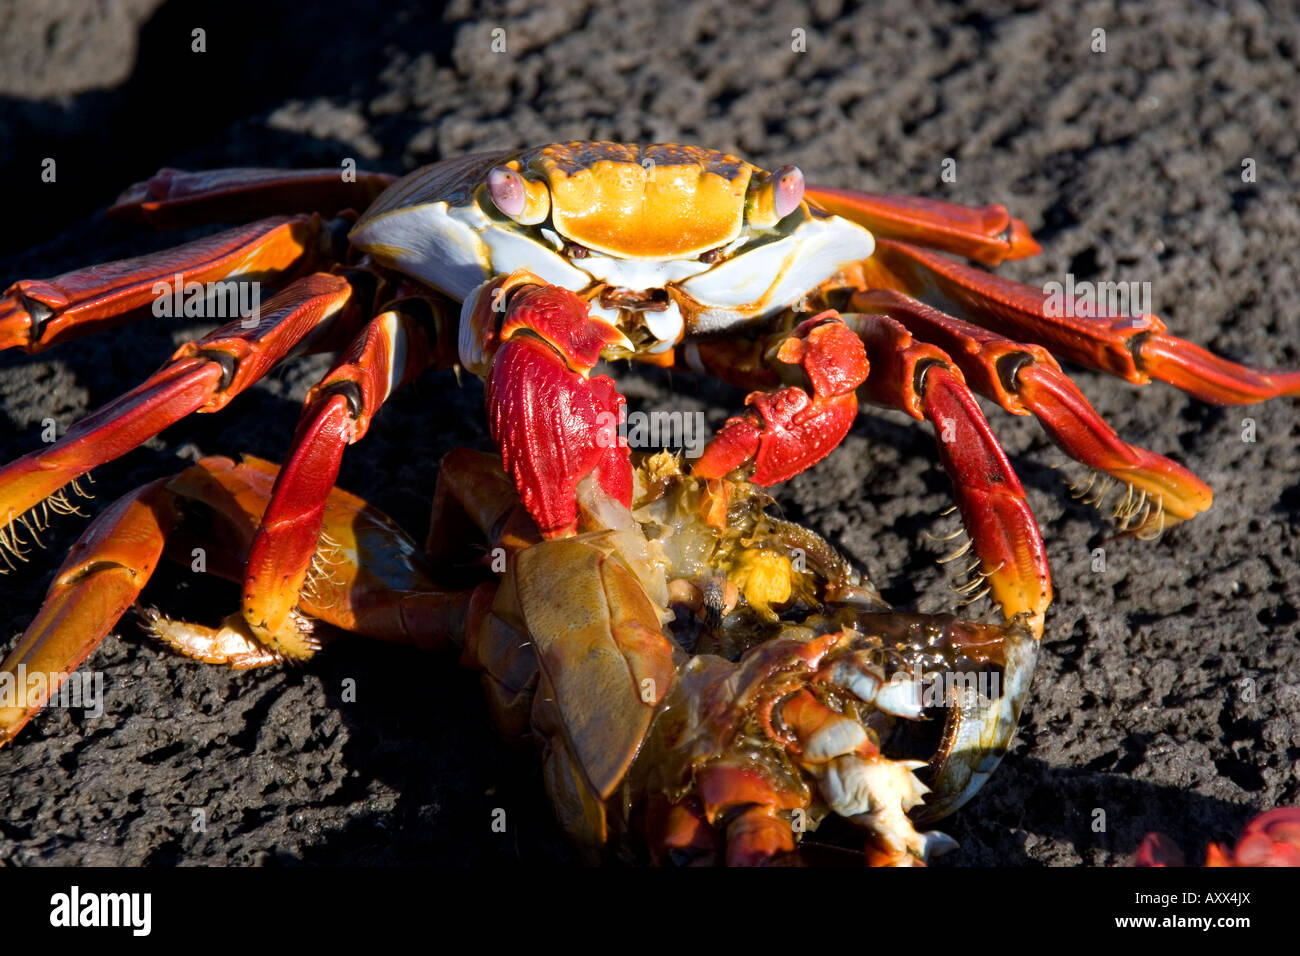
[2,142,1295,661]
[1,143,1296,808]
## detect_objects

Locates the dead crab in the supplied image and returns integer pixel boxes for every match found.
[0,448,1035,865]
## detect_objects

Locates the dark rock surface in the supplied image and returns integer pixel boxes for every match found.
[0,0,1296,866]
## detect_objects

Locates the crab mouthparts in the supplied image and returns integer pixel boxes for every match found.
[598,286,671,313]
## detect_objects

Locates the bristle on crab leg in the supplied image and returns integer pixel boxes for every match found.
[0,478,174,744]
[241,301,446,643]
[0,454,477,744]
[848,312,1051,635]
[848,288,1213,536]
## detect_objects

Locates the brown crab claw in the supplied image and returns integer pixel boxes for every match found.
[912,618,1040,823]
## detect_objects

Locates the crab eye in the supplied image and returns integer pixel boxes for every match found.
[772,165,805,218]
[486,166,550,225]
[487,167,526,216]
[747,164,806,228]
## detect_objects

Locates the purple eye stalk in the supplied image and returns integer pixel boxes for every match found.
[748,163,805,228]
[486,165,550,225]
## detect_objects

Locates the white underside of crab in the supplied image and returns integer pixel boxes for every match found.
[349,197,874,359]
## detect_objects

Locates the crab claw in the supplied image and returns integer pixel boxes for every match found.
[485,283,634,537]
[694,313,870,485]
[1138,807,1300,867]
[913,618,1040,822]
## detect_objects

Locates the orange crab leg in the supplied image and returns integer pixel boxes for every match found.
[192,456,468,651]
[849,288,1213,533]
[0,272,367,525]
[0,215,327,354]
[847,312,1051,633]
[861,238,1300,404]
[807,186,1041,266]
[241,298,451,640]
[0,478,175,744]
[108,167,397,228]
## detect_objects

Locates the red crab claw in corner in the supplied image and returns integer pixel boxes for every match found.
[485,284,634,538]
[1136,806,1300,867]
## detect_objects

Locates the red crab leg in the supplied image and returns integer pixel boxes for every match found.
[0,215,328,354]
[184,456,470,654]
[693,312,870,485]
[846,312,1052,633]
[861,238,1300,404]
[807,186,1041,266]
[474,275,635,538]
[108,167,397,228]
[848,288,1213,533]
[0,478,175,745]
[0,272,370,526]
[241,296,453,640]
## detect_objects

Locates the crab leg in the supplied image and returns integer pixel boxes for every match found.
[693,312,870,484]
[0,479,174,744]
[0,216,329,354]
[847,312,1052,634]
[807,186,1041,266]
[860,238,1300,404]
[241,296,453,641]
[0,272,370,526]
[849,288,1213,534]
[187,456,469,654]
[108,167,396,228]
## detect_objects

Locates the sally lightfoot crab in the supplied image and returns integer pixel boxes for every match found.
[2,143,1297,660]
[0,142,1297,860]
[0,448,1035,864]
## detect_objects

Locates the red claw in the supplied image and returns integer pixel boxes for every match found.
[695,313,869,485]
[485,285,632,537]
[1136,807,1300,867]
[1211,807,1300,867]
